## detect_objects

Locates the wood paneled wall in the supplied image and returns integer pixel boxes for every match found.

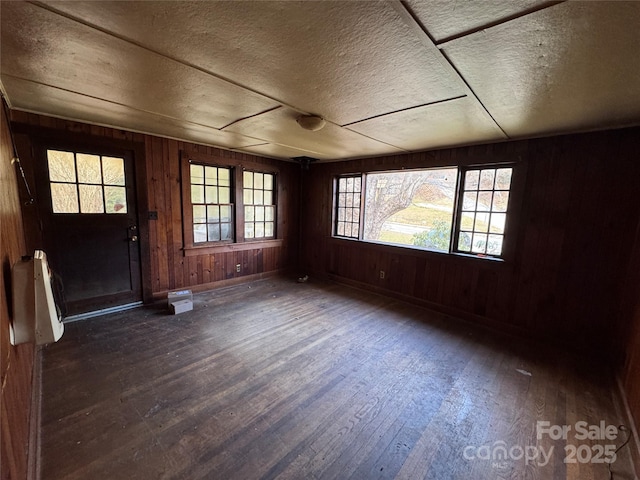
[619,214,640,472]
[144,135,299,298]
[1,103,35,479]
[9,111,300,302]
[8,110,640,470]
[300,127,640,358]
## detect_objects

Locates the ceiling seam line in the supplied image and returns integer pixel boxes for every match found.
[391,1,509,139]
[435,0,567,46]
[219,106,283,130]
[2,74,235,131]
[437,50,510,139]
[26,1,319,119]
[10,105,280,155]
[341,95,467,127]
[3,74,290,149]
[342,126,410,154]
[5,74,380,155]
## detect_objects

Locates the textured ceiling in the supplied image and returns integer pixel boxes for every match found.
[1,1,639,161]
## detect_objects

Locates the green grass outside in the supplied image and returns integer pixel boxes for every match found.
[378,231,414,245]
[387,204,452,226]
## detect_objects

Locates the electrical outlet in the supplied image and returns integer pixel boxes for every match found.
[236,264,241,273]
[379,270,385,279]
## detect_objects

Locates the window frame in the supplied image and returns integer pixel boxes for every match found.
[189,163,235,245]
[451,164,514,259]
[333,174,363,240]
[332,161,520,261]
[181,151,282,256]
[242,170,277,241]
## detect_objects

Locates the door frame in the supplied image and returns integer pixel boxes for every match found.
[12,123,152,309]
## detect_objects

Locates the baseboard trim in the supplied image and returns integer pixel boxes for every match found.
[616,376,640,479]
[151,269,291,301]
[324,272,527,338]
[27,346,42,480]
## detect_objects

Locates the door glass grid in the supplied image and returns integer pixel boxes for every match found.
[47,150,127,214]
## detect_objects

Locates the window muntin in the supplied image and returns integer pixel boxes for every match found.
[47,149,127,214]
[333,164,514,259]
[243,171,276,239]
[334,175,361,239]
[455,167,512,256]
[190,164,233,243]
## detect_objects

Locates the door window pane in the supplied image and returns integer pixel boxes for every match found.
[47,150,128,215]
[77,154,102,184]
[102,157,125,185]
[104,186,127,213]
[51,183,79,213]
[79,185,104,213]
[48,150,76,182]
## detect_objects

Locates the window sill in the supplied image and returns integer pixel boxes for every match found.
[183,239,284,257]
[329,236,507,265]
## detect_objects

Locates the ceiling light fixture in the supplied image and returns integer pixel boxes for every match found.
[296,114,326,132]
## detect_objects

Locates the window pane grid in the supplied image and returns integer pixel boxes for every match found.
[190,163,234,244]
[335,175,362,239]
[243,171,276,240]
[455,167,512,257]
[47,150,127,214]
[332,166,513,260]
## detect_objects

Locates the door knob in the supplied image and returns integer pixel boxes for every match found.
[130,235,138,242]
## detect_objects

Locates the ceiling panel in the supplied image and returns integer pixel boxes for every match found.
[1,1,278,130]
[405,0,551,43]
[225,107,406,160]
[2,1,639,162]
[41,0,465,126]
[240,143,326,161]
[347,97,506,152]
[442,1,640,138]
[2,77,261,150]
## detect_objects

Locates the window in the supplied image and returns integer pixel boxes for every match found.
[333,164,514,259]
[243,171,276,239]
[182,152,279,250]
[363,168,457,251]
[334,175,361,239]
[454,167,512,256]
[47,149,127,214]
[190,164,233,243]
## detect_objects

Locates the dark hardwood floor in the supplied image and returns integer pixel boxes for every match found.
[40,277,636,479]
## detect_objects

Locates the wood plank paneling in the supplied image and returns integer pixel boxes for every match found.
[1,101,36,480]
[10,113,299,301]
[618,199,640,473]
[301,127,640,359]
